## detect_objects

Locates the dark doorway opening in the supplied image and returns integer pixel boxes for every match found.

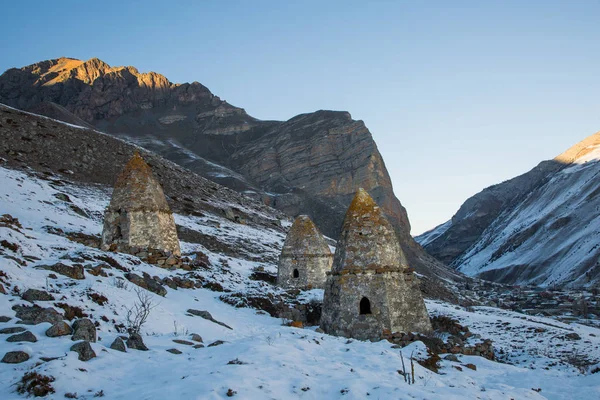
[293,269,299,278]
[360,297,371,315]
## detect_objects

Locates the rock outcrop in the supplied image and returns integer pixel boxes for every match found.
[101,152,180,256]
[277,215,332,289]
[0,57,456,282]
[320,189,431,341]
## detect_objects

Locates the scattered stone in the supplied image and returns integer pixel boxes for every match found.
[46,321,72,337]
[565,333,581,341]
[166,348,182,354]
[187,309,232,330]
[193,344,205,349]
[207,340,226,347]
[22,289,55,302]
[126,333,148,351]
[109,337,127,352]
[464,363,477,371]
[125,273,167,297]
[39,262,85,280]
[12,305,63,325]
[0,316,11,323]
[70,341,96,361]
[190,333,203,343]
[0,326,26,334]
[1,350,29,364]
[71,318,96,342]
[173,339,194,346]
[7,331,37,342]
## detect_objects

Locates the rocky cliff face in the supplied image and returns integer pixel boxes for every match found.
[417,130,600,288]
[0,57,457,282]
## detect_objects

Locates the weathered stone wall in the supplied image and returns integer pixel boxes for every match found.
[277,215,332,289]
[101,153,181,256]
[321,189,432,340]
[277,255,332,289]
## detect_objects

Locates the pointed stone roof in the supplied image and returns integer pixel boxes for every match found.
[281,215,331,256]
[332,188,407,273]
[107,152,171,212]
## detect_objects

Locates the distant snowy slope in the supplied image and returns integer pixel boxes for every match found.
[417,130,600,288]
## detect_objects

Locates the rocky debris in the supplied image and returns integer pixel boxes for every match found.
[0,284,6,294]
[207,340,226,347]
[0,316,10,323]
[166,348,182,354]
[162,275,198,290]
[125,272,167,297]
[0,214,23,231]
[187,309,232,330]
[71,318,96,342]
[190,334,203,343]
[445,354,460,362]
[321,189,432,341]
[70,341,96,361]
[277,215,332,290]
[7,331,37,342]
[464,363,477,371]
[0,326,26,334]
[12,304,63,325]
[21,288,55,302]
[109,337,127,352]
[173,339,194,346]
[38,262,85,280]
[101,152,181,256]
[1,350,29,363]
[126,333,148,351]
[565,333,581,341]
[1,239,19,252]
[46,321,72,337]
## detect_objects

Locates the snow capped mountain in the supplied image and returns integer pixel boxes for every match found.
[417,130,600,288]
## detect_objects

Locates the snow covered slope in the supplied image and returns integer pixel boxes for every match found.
[1,154,600,399]
[418,130,600,288]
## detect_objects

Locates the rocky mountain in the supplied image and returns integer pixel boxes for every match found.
[0,57,456,281]
[417,130,600,288]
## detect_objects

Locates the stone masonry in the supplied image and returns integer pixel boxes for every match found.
[277,215,333,289]
[320,188,431,341]
[101,152,181,256]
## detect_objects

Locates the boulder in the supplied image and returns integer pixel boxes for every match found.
[0,326,26,334]
[39,262,85,280]
[125,273,167,297]
[1,350,29,364]
[190,333,203,343]
[109,337,126,352]
[12,305,63,325]
[186,309,232,330]
[46,321,73,337]
[126,333,148,351]
[22,289,55,302]
[7,331,37,342]
[70,341,96,361]
[71,318,96,342]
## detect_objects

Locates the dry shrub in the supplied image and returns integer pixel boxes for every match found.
[54,303,87,320]
[17,372,56,397]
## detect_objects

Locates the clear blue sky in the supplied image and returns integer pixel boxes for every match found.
[2,0,600,235]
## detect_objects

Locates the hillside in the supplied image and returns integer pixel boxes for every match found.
[417,130,600,288]
[0,57,453,280]
[1,151,600,399]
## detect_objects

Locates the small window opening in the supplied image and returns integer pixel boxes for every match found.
[293,269,300,278]
[360,297,371,315]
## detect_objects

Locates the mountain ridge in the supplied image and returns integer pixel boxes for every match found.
[0,56,458,282]
[417,129,600,288]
